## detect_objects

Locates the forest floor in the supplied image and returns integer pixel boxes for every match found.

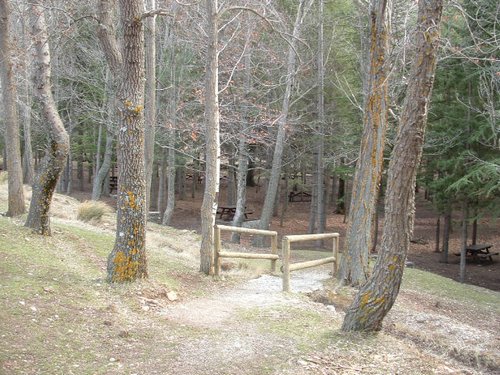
[145,182,500,292]
[2,177,499,374]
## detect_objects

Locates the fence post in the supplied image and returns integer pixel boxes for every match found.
[282,237,291,292]
[271,234,278,273]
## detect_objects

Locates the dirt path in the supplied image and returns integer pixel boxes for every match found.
[156,268,338,375]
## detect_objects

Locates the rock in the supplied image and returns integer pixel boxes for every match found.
[167,291,178,301]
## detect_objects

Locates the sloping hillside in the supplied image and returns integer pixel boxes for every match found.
[0,179,499,374]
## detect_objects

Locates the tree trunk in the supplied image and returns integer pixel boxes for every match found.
[316,0,326,243]
[310,0,326,240]
[471,209,477,245]
[0,0,26,216]
[434,216,441,253]
[162,130,176,226]
[226,154,236,206]
[256,0,314,242]
[106,0,148,282]
[92,126,114,200]
[459,201,468,283]
[200,0,221,274]
[339,0,391,287]
[342,0,443,331]
[94,0,123,200]
[20,16,34,186]
[25,0,69,234]
[157,150,167,215]
[144,0,156,212]
[440,209,451,263]
[230,135,249,243]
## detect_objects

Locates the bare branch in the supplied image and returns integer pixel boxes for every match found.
[141,8,174,20]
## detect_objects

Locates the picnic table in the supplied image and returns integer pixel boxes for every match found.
[455,244,498,262]
[216,206,253,221]
[109,176,118,193]
[288,191,312,202]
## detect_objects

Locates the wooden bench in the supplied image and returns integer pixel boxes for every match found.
[109,176,118,193]
[288,191,312,202]
[216,206,253,221]
[454,244,497,262]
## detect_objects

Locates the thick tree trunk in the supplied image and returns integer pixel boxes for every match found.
[25,1,69,234]
[342,0,443,331]
[0,0,26,216]
[339,0,391,286]
[200,0,220,274]
[106,0,148,282]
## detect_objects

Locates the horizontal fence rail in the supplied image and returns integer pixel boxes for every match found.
[214,225,278,276]
[282,233,340,292]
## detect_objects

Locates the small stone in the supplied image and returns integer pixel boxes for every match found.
[118,331,130,338]
[30,306,37,312]
[109,357,117,362]
[19,301,25,306]
[142,305,150,312]
[167,291,178,301]
[327,305,336,313]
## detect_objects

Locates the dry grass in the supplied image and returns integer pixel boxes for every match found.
[77,200,111,222]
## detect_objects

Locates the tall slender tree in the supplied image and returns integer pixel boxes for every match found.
[342,0,444,331]
[256,0,314,238]
[0,0,25,217]
[199,0,220,274]
[144,0,157,211]
[25,0,70,234]
[338,0,391,286]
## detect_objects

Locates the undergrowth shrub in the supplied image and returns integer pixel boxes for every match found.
[77,201,108,222]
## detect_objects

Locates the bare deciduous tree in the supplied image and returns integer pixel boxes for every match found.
[25,0,69,234]
[0,0,25,217]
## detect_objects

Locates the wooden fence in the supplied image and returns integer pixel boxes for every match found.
[214,225,279,276]
[281,233,340,292]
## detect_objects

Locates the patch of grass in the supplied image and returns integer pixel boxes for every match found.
[239,305,335,351]
[77,200,109,222]
[402,268,500,312]
[55,223,114,258]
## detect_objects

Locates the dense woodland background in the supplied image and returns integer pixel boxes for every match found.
[0,0,498,331]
